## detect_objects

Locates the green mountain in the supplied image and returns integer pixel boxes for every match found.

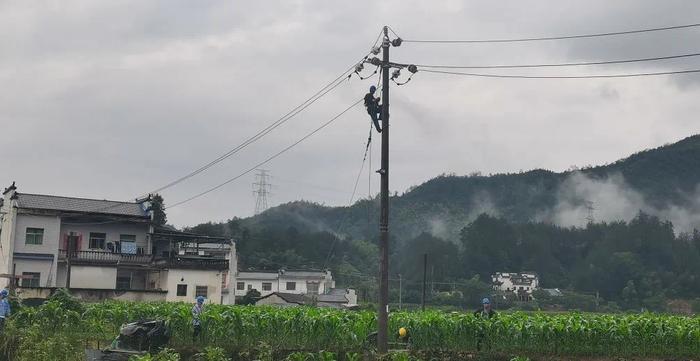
[183,134,700,310]
[242,134,700,243]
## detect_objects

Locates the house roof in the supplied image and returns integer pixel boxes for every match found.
[258,292,309,305]
[15,193,149,218]
[317,289,348,303]
[543,288,563,297]
[282,270,328,278]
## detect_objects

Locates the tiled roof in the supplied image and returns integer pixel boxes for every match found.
[317,289,348,303]
[267,292,309,304]
[15,193,148,217]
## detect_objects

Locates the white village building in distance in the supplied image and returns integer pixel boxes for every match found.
[492,272,539,301]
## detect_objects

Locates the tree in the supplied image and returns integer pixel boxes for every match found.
[151,194,167,226]
[239,289,261,305]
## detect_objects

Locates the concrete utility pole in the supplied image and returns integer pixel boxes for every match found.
[398,273,402,310]
[422,253,427,311]
[377,25,391,354]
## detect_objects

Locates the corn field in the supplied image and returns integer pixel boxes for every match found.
[1,298,699,360]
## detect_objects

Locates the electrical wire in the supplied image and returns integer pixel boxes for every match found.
[144,67,358,198]
[142,29,387,199]
[166,98,365,209]
[387,26,401,39]
[403,21,700,43]
[412,51,700,69]
[419,68,700,79]
[322,123,374,269]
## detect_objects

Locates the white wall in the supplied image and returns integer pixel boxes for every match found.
[12,214,61,286]
[164,269,225,304]
[59,222,150,253]
[71,265,117,289]
[14,214,61,255]
[13,259,54,287]
[235,270,335,297]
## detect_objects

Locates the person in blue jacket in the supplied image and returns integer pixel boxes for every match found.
[192,296,204,342]
[0,289,11,331]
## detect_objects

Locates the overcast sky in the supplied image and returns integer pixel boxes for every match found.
[2,0,700,227]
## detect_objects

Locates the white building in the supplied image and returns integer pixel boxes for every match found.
[0,183,236,304]
[492,272,539,300]
[235,269,335,298]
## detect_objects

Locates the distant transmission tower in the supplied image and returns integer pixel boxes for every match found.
[253,169,272,214]
[584,200,595,224]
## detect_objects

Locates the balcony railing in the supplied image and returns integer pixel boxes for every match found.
[58,249,153,265]
[156,257,229,270]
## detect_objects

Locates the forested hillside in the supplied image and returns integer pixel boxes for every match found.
[183,134,700,310]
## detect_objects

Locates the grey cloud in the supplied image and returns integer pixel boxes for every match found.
[2,1,700,227]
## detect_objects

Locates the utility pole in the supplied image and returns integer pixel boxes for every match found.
[377,25,391,355]
[422,253,427,311]
[398,274,402,310]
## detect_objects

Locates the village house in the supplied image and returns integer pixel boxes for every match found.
[234,269,335,298]
[492,272,539,301]
[236,268,357,308]
[0,183,236,304]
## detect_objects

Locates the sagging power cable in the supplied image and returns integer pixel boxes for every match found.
[403,21,700,43]
[412,51,700,69]
[322,123,374,269]
[166,98,365,209]
[420,68,700,79]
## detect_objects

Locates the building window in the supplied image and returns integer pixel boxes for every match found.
[286,282,296,291]
[21,272,40,287]
[307,282,319,295]
[89,232,106,250]
[262,282,272,291]
[247,284,252,290]
[117,275,131,289]
[25,228,44,245]
[195,286,208,298]
[236,282,245,290]
[176,284,187,296]
[120,234,137,254]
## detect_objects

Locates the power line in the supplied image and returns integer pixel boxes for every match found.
[144,69,355,197]
[166,98,364,209]
[403,21,700,43]
[411,51,700,69]
[322,124,374,269]
[420,68,700,79]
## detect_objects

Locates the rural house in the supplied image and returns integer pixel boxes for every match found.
[234,269,335,298]
[0,183,236,304]
[492,272,539,301]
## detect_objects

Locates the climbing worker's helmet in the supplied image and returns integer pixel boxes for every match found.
[196,296,205,304]
[398,327,408,339]
[369,85,376,93]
